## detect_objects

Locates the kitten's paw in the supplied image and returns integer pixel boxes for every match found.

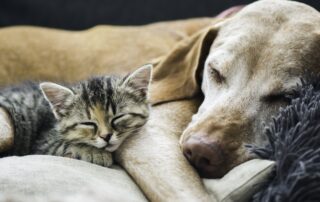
[64,147,113,167]
[91,151,113,167]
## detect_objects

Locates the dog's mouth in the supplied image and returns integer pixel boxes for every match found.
[194,150,251,178]
[196,163,230,178]
[195,156,246,179]
[182,134,252,178]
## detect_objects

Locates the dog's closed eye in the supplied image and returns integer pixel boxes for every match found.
[209,66,225,84]
[261,92,293,103]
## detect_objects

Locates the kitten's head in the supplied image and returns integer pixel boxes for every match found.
[40,64,152,152]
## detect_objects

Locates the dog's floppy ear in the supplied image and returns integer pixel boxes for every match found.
[149,26,220,104]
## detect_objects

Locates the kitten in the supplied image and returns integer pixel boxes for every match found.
[0,65,152,167]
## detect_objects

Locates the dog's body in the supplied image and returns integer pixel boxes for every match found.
[0,0,320,201]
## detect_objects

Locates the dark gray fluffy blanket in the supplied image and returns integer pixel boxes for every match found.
[248,77,320,202]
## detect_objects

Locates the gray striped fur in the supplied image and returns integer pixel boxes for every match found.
[0,65,152,167]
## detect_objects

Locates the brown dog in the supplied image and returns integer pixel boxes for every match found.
[115,0,320,199]
[178,0,320,178]
[0,0,319,201]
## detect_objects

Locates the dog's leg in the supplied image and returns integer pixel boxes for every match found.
[115,99,213,202]
[0,107,14,152]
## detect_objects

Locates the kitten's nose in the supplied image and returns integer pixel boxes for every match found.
[100,133,112,142]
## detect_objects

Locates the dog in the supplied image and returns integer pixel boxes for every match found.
[115,1,320,200]
[179,0,320,178]
[0,0,319,201]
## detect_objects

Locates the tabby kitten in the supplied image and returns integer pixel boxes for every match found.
[0,65,152,167]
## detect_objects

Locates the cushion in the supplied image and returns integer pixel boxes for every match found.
[0,155,274,202]
[0,155,147,202]
[204,159,275,202]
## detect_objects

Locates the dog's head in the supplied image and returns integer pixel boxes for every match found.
[150,0,320,178]
[180,0,320,178]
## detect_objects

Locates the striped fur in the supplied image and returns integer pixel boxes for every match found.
[0,65,152,167]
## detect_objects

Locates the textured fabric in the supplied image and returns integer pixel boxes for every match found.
[249,77,320,201]
[0,155,147,202]
[0,155,274,202]
[204,159,274,202]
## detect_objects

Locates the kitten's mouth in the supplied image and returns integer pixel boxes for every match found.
[94,138,118,152]
[104,144,118,152]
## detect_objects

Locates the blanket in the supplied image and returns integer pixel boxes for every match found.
[249,76,320,201]
[0,155,147,202]
[0,155,273,202]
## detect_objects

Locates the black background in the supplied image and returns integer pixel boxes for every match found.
[0,0,319,30]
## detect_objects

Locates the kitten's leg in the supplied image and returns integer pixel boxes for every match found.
[0,107,14,152]
[115,99,213,202]
[62,145,113,167]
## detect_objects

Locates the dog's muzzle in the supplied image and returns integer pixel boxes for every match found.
[182,135,228,178]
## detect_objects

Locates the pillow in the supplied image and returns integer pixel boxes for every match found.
[0,155,147,202]
[204,159,275,202]
[0,155,274,202]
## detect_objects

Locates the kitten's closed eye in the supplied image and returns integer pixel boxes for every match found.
[111,113,146,131]
[78,122,98,134]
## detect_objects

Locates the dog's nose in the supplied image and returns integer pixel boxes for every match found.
[182,136,225,178]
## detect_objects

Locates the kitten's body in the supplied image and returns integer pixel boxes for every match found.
[0,65,152,166]
[0,82,55,155]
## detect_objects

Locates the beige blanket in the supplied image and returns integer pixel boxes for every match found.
[0,155,147,202]
[0,155,273,202]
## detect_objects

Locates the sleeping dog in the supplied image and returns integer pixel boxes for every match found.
[0,0,319,201]
[120,1,320,200]
[180,0,320,178]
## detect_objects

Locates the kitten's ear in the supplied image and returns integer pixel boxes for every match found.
[123,64,153,96]
[40,82,75,119]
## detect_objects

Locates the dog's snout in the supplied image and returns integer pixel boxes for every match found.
[182,136,226,178]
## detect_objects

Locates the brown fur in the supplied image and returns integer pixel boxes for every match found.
[0,18,215,84]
